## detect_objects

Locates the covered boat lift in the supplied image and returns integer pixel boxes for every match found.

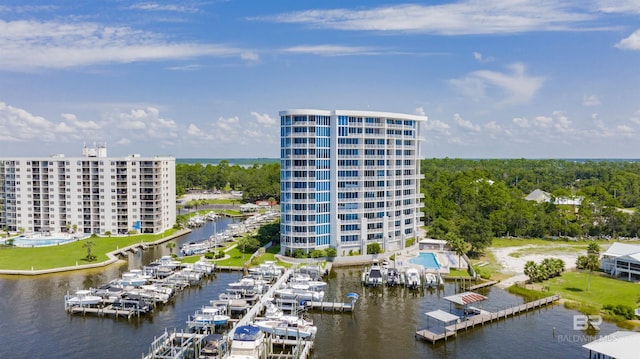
[443,291,488,319]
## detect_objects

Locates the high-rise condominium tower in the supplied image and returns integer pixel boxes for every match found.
[280,109,426,256]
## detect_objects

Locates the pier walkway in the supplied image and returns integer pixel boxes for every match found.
[416,294,560,344]
[467,280,498,291]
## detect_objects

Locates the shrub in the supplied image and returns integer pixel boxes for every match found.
[292,249,307,258]
[310,249,326,258]
[405,237,416,247]
[325,248,337,257]
[204,252,214,259]
[216,249,225,259]
[367,242,383,254]
[604,304,635,320]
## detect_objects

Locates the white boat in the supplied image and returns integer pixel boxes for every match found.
[362,260,384,287]
[405,268,422,289]
[227,325,266,359]
[288,273,327,291]
[66,289,102,306]
[385,267,403,286]
[199,333,228,359]
[228,277,269,294]
[248,261,284,280]
[189,306,230,327]
[119,270,149,287]
[254,315,317,339]
[263,302,284,319]
[275,287,324,302]
[424,273,438,288]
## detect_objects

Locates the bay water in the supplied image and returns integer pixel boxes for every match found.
[0,220,619,358]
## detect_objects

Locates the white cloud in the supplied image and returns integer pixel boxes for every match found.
[261,1,597,35]
[415,107,426,116]
[0,101,57,141]
[450,63,544,106]
[582,95,601,106]
[240,51,260,61]
[473,51,495,62]
[167,64,203,71]
[0,19,255,70]
[107,107,178,139]
[116,137,131,145]
[130,3,198,13]
[250,112,277,126]
[484,121,502,132]
[512,117,530,128]
[423,119,450,133]
[596,0,640,15]
[628,110,640,125]
[283,45,381,56]
[616,124,634,134]
[615,29,640,50]
[186,123,213,140]
[453,113,481,132]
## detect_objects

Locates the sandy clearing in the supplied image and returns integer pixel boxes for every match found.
[491,244,581,288]
[179,192,242,202]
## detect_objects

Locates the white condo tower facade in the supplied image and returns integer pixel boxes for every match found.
[279,109,426,256]
[0,144,175,235]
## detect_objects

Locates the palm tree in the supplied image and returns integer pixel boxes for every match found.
[524,260,538,283]
[445,232,469,268]
[587,242,600,256]
[585,253,600,291]
[83,240,96,261]
[166,242,176,255]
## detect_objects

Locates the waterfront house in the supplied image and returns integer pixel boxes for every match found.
[601,242,640,281]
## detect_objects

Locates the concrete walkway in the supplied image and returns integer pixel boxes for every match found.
[0,228,191,276]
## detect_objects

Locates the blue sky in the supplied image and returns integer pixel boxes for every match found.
[1,1,639,159]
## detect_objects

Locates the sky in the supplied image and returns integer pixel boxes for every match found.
[0,0,639,159]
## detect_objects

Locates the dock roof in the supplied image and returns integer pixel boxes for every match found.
[425,309,460,323]
[443,292,487,306]
[583,331,640,359]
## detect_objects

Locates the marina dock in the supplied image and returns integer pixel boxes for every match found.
[305,300,355,312]
[416,294,561,344]
[66,305,144,319]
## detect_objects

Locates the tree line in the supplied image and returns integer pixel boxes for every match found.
[177,158,640,254]
[176,160,280,203]
[422,159,640,253]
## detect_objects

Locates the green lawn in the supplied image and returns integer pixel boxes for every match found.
[213,244,292,268]
[448,268,471,277]
[544,270,639,309]
[491,237,608,248]
[0,230,178,270]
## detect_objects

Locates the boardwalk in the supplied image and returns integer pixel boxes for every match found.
[416,294,561,344]
[467,280,498,291]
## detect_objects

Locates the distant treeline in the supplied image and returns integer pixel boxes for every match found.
[177,158,640,253]
[421,158,640,253]
[176,160,279,203]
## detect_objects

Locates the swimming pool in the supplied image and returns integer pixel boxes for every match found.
[7,235,85,247]
[409,252,441,270]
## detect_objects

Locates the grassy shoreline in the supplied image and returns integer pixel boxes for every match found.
[0,230,181,271]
